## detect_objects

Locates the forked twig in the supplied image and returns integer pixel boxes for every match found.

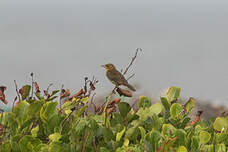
[46,83,53,92]
[123,48,142,75]
[14,80,21,101]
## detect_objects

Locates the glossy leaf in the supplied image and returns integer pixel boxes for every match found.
[166,86,181,102]
[199,131,211,144]
[170,103,183,120]
[116,127,126,142]
[138,96,152,108]
[213,116,228,132]
[118,102,131,118]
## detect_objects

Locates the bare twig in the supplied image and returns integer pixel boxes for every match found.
[46,83,53,92]
[12,96,17,111]
[59,84,64,110]
[84,77,88,96]
[82,132,91,152]
[14,80,21,101]
[123,48,142,75]
[85,76,98,97]
[30,73,34,99]
[127,73,135,81]
[111,86,118,94]
[90,93,97,113]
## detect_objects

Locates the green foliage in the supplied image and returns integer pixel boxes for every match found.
[1,86,228,151]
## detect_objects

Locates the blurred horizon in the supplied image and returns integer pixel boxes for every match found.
[1,0,228,108]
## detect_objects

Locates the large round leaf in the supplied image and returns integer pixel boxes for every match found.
[199,131,211,144]
[213,116,228,131]
[170,103,183,120]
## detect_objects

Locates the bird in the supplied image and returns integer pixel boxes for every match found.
[102,63,136,91]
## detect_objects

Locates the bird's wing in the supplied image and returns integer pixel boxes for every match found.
[107,70,128,85]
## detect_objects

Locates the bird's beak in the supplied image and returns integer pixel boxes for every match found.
[101,65,106,68]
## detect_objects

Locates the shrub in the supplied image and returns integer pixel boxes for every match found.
[0,86,228,152]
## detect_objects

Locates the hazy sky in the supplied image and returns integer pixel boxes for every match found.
[1,0,228,108]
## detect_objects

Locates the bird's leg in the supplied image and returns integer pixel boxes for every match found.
[112,86,118,94]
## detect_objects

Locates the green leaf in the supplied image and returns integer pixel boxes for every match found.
[201,144,226,152]
[175,129,186,146]
[150,130,162,152]
[116,127,126,142]
[138,96,152,108]
[13,100,30,127]
[170,103,183,120]
[40,101,58,123]
[20,85,31,100]
[177,146,187,152]
[48,142,68,152]
[13,100,29,116]
[100,147,109,152]
[160,97,170,111]
[101,127,114,142]
[213,116,228,132]
[34,144,48,152]
[180,117,191,128]
[20,118,34,131]
[138,126,146,143]
[31,125,39,137]
[19,135,41,152]
[149,103,162,115]
[199,131,211,144]
[49,133,62,142]
[191,136,199,151]
[123,138,129,147]
[216,133,228,145]
[184,97,195,115]
[137,103,162,122]
[81,97,89,104]
[27,101,43,118]
[118,102,131,118]
[74,105,87,122]
[162,124,176,139]
[35,92,43,100]
[0,141,11,152]
[166,86,181,102]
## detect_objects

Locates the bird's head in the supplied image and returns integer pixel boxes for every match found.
[101,63,116,71]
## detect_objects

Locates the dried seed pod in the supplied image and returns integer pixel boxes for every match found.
[116,88,132,97]
[0,86,8,104]
[69,89,85,100]
[34,82,40,93]
[191,110,203,126]
[110,98,121,105]
[60,89,70,99]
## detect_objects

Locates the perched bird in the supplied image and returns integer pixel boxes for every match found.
[102,63,136,91]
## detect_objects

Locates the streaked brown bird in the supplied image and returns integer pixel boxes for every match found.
[102,63,136,91]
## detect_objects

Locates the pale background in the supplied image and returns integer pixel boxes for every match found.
[1,0,228,109]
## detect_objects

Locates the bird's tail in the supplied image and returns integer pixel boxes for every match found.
[125,83,136,91]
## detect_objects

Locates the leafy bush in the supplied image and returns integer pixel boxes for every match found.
[0,86,228,152]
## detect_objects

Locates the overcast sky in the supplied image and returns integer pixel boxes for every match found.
[1,0,228,108]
